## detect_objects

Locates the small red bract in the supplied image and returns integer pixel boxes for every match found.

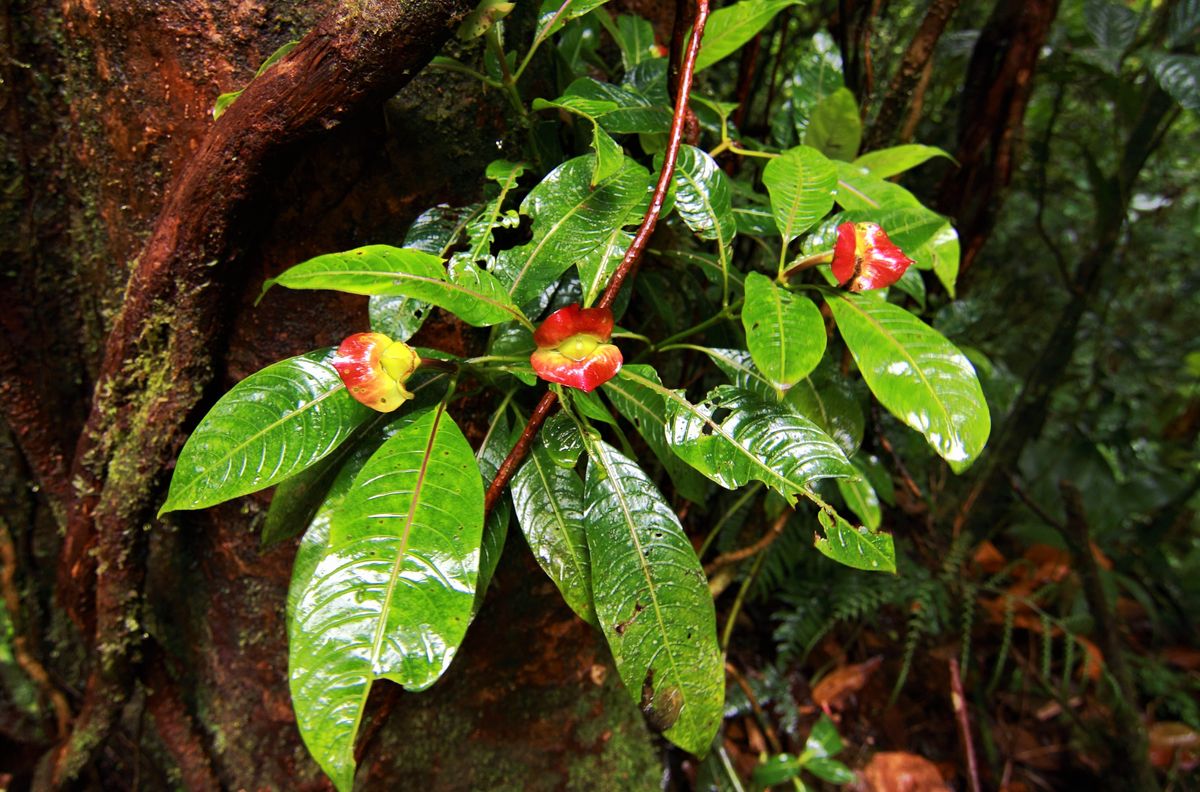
[831,222,915,292]
[332,332,420,412]
[530,304,623,392]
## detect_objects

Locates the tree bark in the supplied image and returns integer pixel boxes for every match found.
[1,0,663,787]
[936,0,1060,277]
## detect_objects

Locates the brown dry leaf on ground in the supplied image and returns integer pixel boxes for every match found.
[855,751,951,791]
[809,656,885,713]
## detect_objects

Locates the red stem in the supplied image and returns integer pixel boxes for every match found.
[949,657,982,792]
[482,0,710,517]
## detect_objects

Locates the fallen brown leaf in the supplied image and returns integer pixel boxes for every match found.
[857,751,950,791]
[811,656,884,712]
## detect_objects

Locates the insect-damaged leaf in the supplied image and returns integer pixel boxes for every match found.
[582,439,724,755]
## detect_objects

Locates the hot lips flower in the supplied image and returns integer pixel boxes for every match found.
[832,222,915,292]
[332,332,421,412]
[530,304,623,392]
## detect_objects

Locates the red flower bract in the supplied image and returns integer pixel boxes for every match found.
[831,222,915,292]
[530,304,623,392]
[332,332,420,412]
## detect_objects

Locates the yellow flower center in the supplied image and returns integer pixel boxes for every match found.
[380,340,420,383]
[558,334,601,361]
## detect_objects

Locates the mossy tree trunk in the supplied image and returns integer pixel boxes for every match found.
[0,1,661,788]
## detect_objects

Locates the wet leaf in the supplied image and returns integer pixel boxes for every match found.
[784,361,865,456]
[804,87,862,161]
[601,364,711,503]
[790,31,844,138]
[512,442,594,623]
[837,461,882,530]
[655,379,855,499]
[475,408,515,614]
[493,155,651,308]
[825,291,990,473]
[582,439,724,755]
[814,509,895,572]
[667,145,736,296]
[742,273,827,391]
[161,349,370,514]
[694,0,801,72]
[288,405,483,792]
[852,144,952,179]
[1149,53,1200,112]
[762,145,837,245]
[265,245,525,328]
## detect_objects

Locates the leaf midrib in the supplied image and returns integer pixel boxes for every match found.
[588,441,688,718]
[285,267,523,324]
[529,450,588,587]
[167,379,348,508]
[831,294,957,445]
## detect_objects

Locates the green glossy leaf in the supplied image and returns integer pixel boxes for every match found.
[752,754,803,786]
[532,96,625,186]
[512,442,594,623]
[804,87,861,161]
[462,162,526,265]
[825,291,989,473]
[694,0,801,72]
[742,274,827,391]
[540,412,584,467]
[614,14,657,69]
[493,155,650,308]
[836,461,881,530]
[261,414,391,548]
[212,40,298,119]
[475,408,515,613]
[1168,0,1200,47]
[790,31,844,138]
[265,245,526,328]
[161,350,370,514]
[834,161,920,210]
[536,0,612,41]
[582,438,723,754]
[652,376,855,499]
[806,757,856,784]
[693,347,774,399]
[289,405,483,792]
[369,203,483,338]
[668,145,736,298]
[784,362,864,457]
[762,145,837,245]
[1084,0,1137,73]
[578,226,632,307]
[806,713,844,757]
[917,221,960,297]
[732,204,777,236]
[602,364,710,503]
[1148,54,1200,112]
[814,508,895,572]
[548,78,672,134]
[852,144,952,179]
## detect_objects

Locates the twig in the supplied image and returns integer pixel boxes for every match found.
[949,657,982,792]
[704,510,789,575]
[598,0,709,311]
[1008,474,1064,531]
[482,0,711,517]
[725,661,783,754]
[0,518,71,738]
[720,549,767,651]
[863,0,962,151]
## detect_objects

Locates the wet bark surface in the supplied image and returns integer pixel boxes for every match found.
[0,1,661,787]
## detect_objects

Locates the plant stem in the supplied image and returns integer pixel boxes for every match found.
[720,549,767,651]
[481,0,712,519]
[781,250,833,281]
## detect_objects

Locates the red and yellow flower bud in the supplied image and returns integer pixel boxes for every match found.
[530,304,623,392]
[832,222,915,292]
[332,332,421,412]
